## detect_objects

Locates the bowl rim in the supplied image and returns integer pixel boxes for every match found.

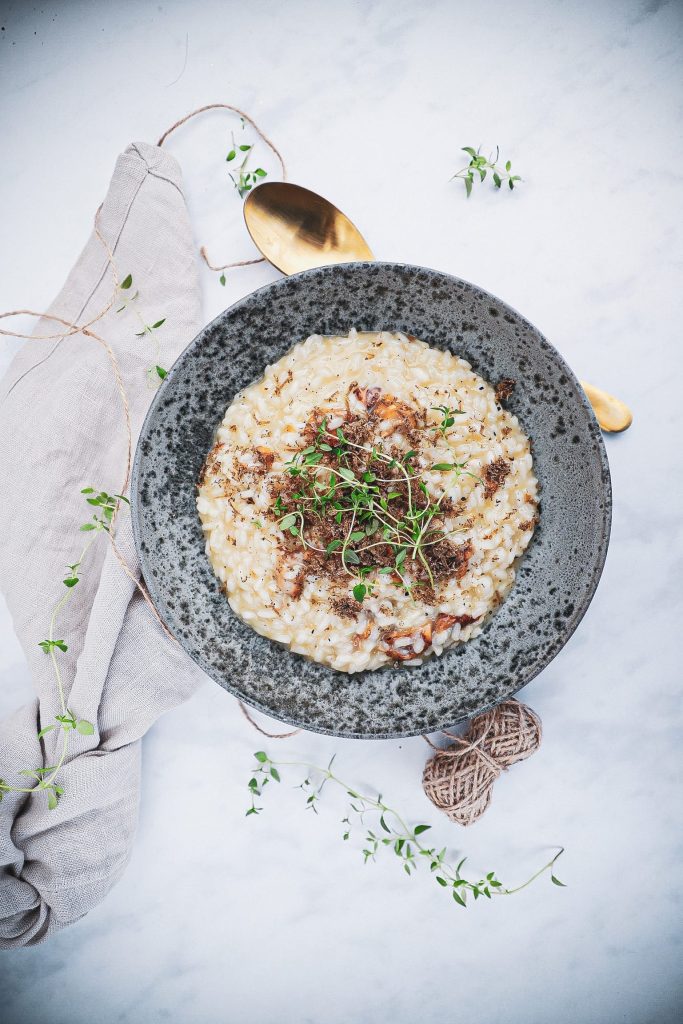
[131,260,612,738]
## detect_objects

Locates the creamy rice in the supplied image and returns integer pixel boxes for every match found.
[197,331,538,672]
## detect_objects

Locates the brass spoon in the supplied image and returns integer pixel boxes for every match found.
[244,182,632,433]
[243,181,373,274]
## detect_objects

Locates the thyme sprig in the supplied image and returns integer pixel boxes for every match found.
[246,751,565,906]
[452,146,522,197]
[226,118,267,198]
[80,487,130,532]
[217,119,270,286]
[115,272,168,385]
[0,488,129,809]
[272,417,480,601]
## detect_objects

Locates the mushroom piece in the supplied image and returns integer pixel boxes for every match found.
[383,613,479,660]
[373,396,418,433]
[276,555,306,599]
[383,622,433,660]
[255,446,275,470]
[433,612,479,633]
[348,384,383,416]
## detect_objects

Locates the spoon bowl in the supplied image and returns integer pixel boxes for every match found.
[244,182,374,275]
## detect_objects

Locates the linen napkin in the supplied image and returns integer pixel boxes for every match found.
[0,141,206,947]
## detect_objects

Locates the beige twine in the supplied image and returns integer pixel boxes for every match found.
[0,301,168,643]
[422,700,542,826]
[157,102,287,274]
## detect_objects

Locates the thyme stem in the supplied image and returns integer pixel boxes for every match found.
[246,753,565,906]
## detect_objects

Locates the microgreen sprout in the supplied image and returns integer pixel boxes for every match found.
[245,751,565,906]
[452,146,522,197]
[431,405,465,436]
[431,461,483,485]
[272,417,479,602]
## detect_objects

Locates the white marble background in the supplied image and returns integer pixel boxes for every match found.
[0,0,681,1021]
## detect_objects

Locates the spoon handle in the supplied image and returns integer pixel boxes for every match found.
[580,380,632,433]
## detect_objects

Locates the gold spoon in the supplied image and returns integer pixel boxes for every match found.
[244,182,632,433]
[243,182,372,274]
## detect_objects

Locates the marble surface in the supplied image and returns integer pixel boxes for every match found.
[0,0,681,1021]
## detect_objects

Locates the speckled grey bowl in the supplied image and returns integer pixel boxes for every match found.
[131,263,611,739]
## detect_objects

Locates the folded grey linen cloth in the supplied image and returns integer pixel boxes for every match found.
[0,141,206,947]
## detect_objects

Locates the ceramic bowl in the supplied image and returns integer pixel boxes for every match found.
[131,263,611,738]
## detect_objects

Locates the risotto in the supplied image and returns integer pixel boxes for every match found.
[196,330,538,672]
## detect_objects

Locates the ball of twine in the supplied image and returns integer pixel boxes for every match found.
[422,700,542,827]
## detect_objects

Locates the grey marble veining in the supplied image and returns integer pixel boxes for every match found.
[0,1,681,1023]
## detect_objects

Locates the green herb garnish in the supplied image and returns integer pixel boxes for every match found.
[272,411,481,602]
[431,405,465,436]
[245,751,565,905]
[115,272,169,385]
[452,146,522,197]
[226,118,268,198]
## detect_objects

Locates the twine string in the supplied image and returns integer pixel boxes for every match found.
[0,309,132,498]
[237,700,300,739]
[157,102,287,274]
[422,700,542,826]
[0,259,162,641]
